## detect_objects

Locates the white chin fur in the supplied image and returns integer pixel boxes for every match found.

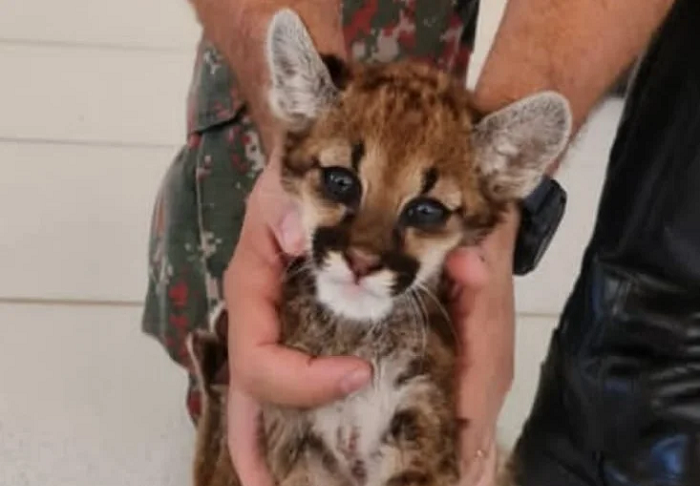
[315,253,395,323]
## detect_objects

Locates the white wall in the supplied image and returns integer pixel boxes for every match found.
[0,1,623,485]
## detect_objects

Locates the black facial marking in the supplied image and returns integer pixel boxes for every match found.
[351,141,365,172]
[320,54,352,90]
[312,226,350,266]
[420,167,438,195]
[383,251,420,295]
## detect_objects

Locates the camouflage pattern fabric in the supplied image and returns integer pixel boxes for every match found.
[142,0,481,423]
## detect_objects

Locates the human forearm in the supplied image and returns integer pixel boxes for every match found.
[187,0,345,152]
[473,0,674,173]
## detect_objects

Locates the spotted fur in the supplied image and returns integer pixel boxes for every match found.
[189,8,571,486]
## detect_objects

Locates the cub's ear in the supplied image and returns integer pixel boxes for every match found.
[472,91,572,200]
[265,9,346,132]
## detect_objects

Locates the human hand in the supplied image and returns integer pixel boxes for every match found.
[222,151,373,486]
[445,208,520,486]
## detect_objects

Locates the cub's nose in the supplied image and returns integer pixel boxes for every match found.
[343,247,381,279]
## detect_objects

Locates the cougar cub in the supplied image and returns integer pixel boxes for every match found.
[187,8,572,486]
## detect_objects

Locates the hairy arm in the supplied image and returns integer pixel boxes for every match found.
[187,0,344,153]
[473,0,674,174]
[455,4,675,480]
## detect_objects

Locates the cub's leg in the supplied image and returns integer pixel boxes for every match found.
[187,330,238,486]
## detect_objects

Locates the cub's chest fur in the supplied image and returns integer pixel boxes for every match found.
[262,265,459,486]
[291,267,452,433]
[311,357,439,485]
[313,359,411,457]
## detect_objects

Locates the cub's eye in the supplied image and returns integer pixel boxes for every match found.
[401,198,450,228]
[321,167,361,205]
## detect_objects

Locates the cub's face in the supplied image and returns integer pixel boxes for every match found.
[278,77,495,322]
[265,10,572,322]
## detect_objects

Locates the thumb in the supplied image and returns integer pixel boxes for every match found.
[274,207,306,256]
[445,247,489,289]
[445,247,489,309]
[251,156,306,257]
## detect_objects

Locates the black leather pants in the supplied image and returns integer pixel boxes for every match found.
[512,257,700,486]
[512,1,700,484]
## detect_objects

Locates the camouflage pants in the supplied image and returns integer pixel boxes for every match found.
[142,0,480,422]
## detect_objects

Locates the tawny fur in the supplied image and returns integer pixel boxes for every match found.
[187,9,571,486]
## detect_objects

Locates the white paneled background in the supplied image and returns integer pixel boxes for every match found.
[0,1,623,485]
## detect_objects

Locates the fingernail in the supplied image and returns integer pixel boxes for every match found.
[339,368,371,395]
